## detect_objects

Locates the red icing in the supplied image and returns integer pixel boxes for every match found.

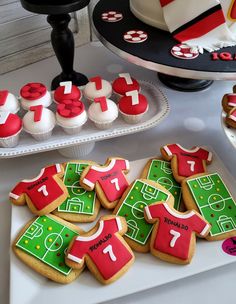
[54,85,81,104]
[212,52,219,60]
[94,97,108,112]
[9,165,64,211]
[57,100,85,118]
[163,144,211,178]
[67,217,133,280]
[119,93,148,115]
[83,158,129,203]
[230,109,236,117]
[230,0,236,19]
[226,94,236,107]
[145,203,209,260]
[220,52,233,61]
[90,76,103,90]
[0,113,22,137]
[20,83,47,101]
[0,90,9,106]
[112,77,140,96]
[30,105,43,122]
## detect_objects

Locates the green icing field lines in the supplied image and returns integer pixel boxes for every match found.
[16,216,79,275]
[116,180,170,245]
[147,160,181,210]
[187,173,236,236]
[58,162,96,215]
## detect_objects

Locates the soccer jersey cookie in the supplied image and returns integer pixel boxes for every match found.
[114,179,174,252]
[53,161,100,222]
[144,202,210,264]
[161,144,212,183]
[13,214,84,284]
[222,93,236,113]
[80,157,130,209]
[225,107,236,129]
[182,173,236,241]
[9,164,68,215]
[65,215,135,285]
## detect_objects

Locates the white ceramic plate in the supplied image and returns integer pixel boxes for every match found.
[10,152,236,304]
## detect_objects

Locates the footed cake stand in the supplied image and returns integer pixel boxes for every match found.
[93,0,236,91]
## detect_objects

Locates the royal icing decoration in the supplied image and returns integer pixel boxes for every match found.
[101,11,123,22]
[116,180,170,245]
[171,44,199,60]
[67,217,133,280]
[119,73,133,85]
[0,112,10,125]
[82,158,129,203]
[225,94,236,107]
[163,144,212,178]
[58,162,96,215]
[0,90,8,106]
[20,83,47,100]
[90,76,103,90]
[228,0,236,20]
[16,215,79,275]
[57,101,85,118]
[60,81,72,94]
[9,164,65,211]
[94,97,108,112]
[123,30,148,43]
[30,105,43,122]
[212,52,236,61]
[145,203,210,260]
[146,160,182,210]
[186,173,236,237]
[229,109,236,122]
[126,91,140,106]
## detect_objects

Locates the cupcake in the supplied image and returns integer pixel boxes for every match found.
[20,82,52,110]
[88,96,118,129]
[83,76,112,103]
[56,100,87,135]
[118,90,149,124]
[0,112,22,147]
[23,105,56,141]
[54,81,82,104]
[112,73,140,101]
[0,90,20,113]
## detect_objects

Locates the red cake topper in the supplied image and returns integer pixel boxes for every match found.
[20,83,47,100]
[57,100,84,118]
[30,105,43,122]
[101,11,123,22]
[94,97,108,112]
[0,90,9,106]
[54,83,81,104]
[90,76,103,90]
[123,30,148,43]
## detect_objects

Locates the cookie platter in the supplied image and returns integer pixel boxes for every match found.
[0,81,169,159]
[10,151,236,304]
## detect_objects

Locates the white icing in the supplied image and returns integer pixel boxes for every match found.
[60,81,72,94]
[0,111,10,124]
[0,93,19,113]
[21,91,52,110]
[83,79,112,101]
[88,98,118,124]
[56,110,87,128]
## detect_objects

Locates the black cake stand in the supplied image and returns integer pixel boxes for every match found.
[93,0,236,91]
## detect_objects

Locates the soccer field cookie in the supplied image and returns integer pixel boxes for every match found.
[53,161,100,222]
[182,173,236,241]
[80,157,130,209]
[161,144,212,183]
[114,179,174,252]
[9,164,68,216]
[13,214,83,284]
[65,215,135,285]
[144,202,210,264]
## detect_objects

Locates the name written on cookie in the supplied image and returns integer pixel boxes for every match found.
[89,234,112,252]
[27,177,48,190]
[164,217,188,231]
[100,171,118,181]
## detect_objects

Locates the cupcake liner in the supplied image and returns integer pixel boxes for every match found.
[119,106,148,124]
[62,125,83,135]
[58,142,95,158]
[94,121,114,130]
[30,130,53,141]
[0,129,21,148]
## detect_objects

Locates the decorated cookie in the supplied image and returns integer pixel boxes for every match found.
[9,164,68,216]
[53,161,100,222]
[144,202,210,264]
[13,214,83,284]
[0,90,19,113]
[65,215,135,285]
[114,179,174,252]
[0,112,22,148]
[222,93,236,113]
[225,107,236,128]
[182,173,236,241]
[20,82,52,110]
[140,158,182,211]
[112,73,140,100]
[161,144,212,183]
[83,76,112,103]
[54,81,82,104]
[80,157,129,209]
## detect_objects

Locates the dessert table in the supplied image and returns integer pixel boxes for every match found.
[1,42,236,304]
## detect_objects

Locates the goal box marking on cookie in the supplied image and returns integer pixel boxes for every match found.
[147,160,182,210]
[16,216,79,275]
[116,180,170,245]
[58,163,96,215]
[186,173,236,237]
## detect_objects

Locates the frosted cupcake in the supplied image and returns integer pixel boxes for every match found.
[112,73,140,101]
[83,76,112,103]
[0,90,20,113]
[56,100,87,135]
[118,90,149,124]
[20,82,52,110]
[88,96,118,129]
[54,81,82,104]
[0,112,22,147]
[23,105,56,141]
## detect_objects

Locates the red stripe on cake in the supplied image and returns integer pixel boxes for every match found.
[160,0,174,7]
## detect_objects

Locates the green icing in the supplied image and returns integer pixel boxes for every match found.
[187,173,236,237]
[147,160,181,210]
[16,215,79,275]
[58,162,96,215]
[116,179,170,245]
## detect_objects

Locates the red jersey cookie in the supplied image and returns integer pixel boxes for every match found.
[66,215,134,284]
[222,93,236,113]
[144,202,210,264]
[161,144,212,183]
[226,108,236,128]
[80,157,130,209]
[9,164,68,215]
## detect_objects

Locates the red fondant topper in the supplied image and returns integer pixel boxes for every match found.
[90,76,103,90]
[30,105,43,122]
[94,97,108,112]
[20,83,47,101]
[0,90,9,106]
[54,84,81,104]
[57,100,84,118]
[0,113,22,137]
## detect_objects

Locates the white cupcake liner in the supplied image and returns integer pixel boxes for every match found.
[58,142,95,158]
[93,121,114,130]
[61,125,83,135]
[24,127,54,141]
[119,106,149,124]
[0,129,21,148]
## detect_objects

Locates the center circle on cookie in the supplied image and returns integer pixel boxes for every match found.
[208,194,225,211]
[45,233,63,251]
[157,177,173,191]
[132,201,147,219]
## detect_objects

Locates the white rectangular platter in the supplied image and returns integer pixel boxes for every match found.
[10,152,236,304]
